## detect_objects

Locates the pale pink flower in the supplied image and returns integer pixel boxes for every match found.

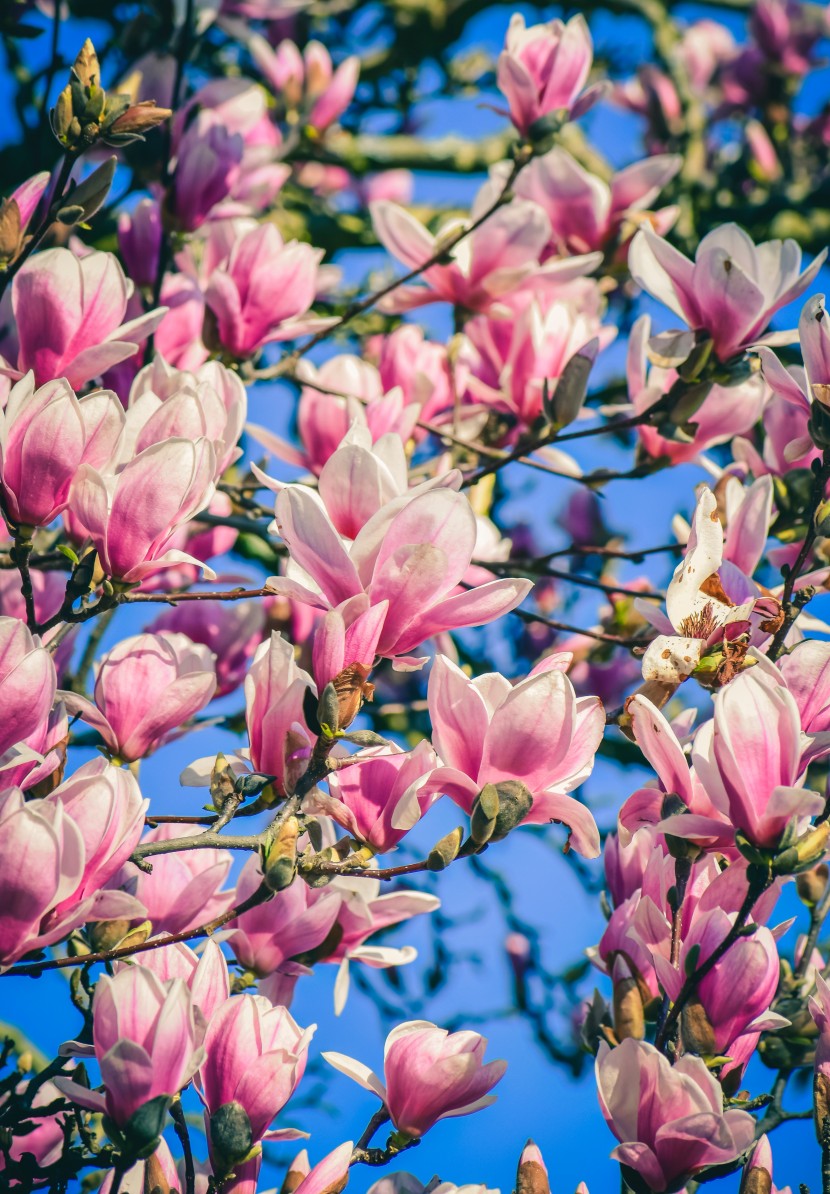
[0,616,57,763]
[251,35,359,131]
[64,631,215,762]
[150,599,265,696]
[292,1144,353,1194]
[0,374,122,528]
[426,653,603,856]
[244,631,315,793]
[496,14,605,137]
[0,1079,69,1189]
[268,486,532,665]
[6,248,165,388]
[595,1038,755,1191]
[112,822,235,936]
[324,1021,506,1138]
[628,224,826,361]
[116,938,230,1023]
[69,436,217,583]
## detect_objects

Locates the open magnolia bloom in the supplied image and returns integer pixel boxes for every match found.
[637,485,772,686]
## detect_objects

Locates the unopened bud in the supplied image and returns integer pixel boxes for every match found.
[331,662,374,730]
[797,863,829,907]
[470,783,500,846]
[0,199,22,269]
[739,1137,773,1194]
[210,1101,254,1174]
[88,918,147,953]
[543,340,598,430]
[73,39,100,90]
[317,681,340,737]
[262,816,299,892]
[280,1152,311,1194]
[612,957,645,1042]
[427,826,463,871]
[144,1152,172,1194]
[50,85,74,142]
[490,780,533,841]
[106,101,172,143]
[517,1141,550,1194]
[774,820,830,876]
[680,995,717,1056]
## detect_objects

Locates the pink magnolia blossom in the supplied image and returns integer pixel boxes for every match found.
[170,112,244,232]
[465,285,610,428]
[227,852,341,976]
[69,435,217,583]
[0,374,122,528]
[323,873,440,1013]
[652,905,784,1057]
[64,631,216,762]
[268,486,532,664]
[371,190,601,314]
[425,653,604,856]
[113,822,235,936]
[512,147,681,256]
[155,272,209,370]
[310,596,388,696]
[55,966,204,1128]
[248,353,421,475]
[251,35,359,131]
[628,224,826,361]
[626,315,769,463]
[126,354,247,476]
[117,198,162,290]
[496,14,605,137]
[150,599,265,695]
[204,223,325,358]
[692,654,824,848]
[50,758,147,910]
[0,782,144,967]
[244,631,315,794]
[197,995,313,1179]
[373,324,459,428]
[115,938,230,1023]
[0,616,57,763]
[780,639,830,738]
[307,740,439,853]
[5,248,166,388]
[291,1144,353,1194]
[595,1038,755,1191]
[324,1021,506,1138]
[1,697,68,794]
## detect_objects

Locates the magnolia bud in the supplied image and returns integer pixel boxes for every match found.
[612,956,645,1042]
[490,780,533,840]
[281,1155,310,1194]
[543,340,598,429]
[739,1137,773,1194]
[680,995,717,1056]
[144,1152,172,1194]
[210,1101,254,1174]
[0,199,22,269]
[427,826,463,871]
[797,864,829,907]
[120,1094,171,1160]
[331,662,374,731]
[470,783,500,846]
[516,1141,550,1194]
[262,816,299,892]
[73,39,100,90]
[774,820,830,876]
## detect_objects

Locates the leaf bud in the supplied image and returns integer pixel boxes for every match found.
[427,826,464,871]
[797,863,829,907]
[470,782,500,846]
[261,816,299,892]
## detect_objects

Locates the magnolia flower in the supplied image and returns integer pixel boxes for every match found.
[426,653,603,856]
[496,14,606,136]
[629,224,826,361]
[596,1038,755,1191]
[117,939,230,1023]
[251,35,359,131]
[324,1021,506,1138]
[371,187,601,314]
[5,248,165,388]
[267,486,532,666]
[638,486,756,685]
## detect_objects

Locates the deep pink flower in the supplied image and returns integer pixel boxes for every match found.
[244,631,315,794]
[117,198,162,290]
[324,1020,506,1138]
[307,740,439,853]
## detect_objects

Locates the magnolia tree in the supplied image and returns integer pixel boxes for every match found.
[5,0,830,1191]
